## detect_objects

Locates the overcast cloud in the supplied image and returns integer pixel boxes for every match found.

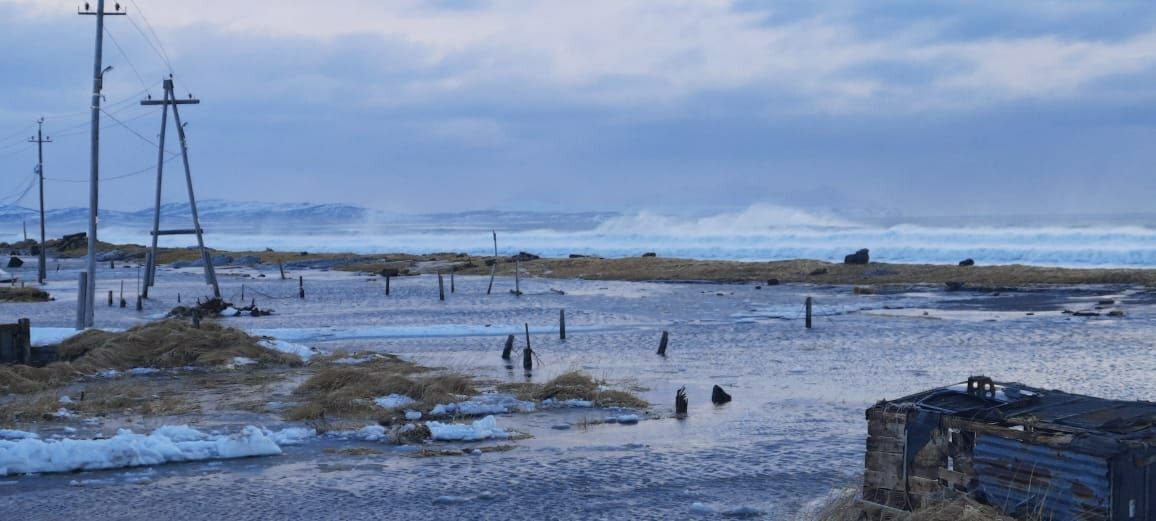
[1,0,1155,217]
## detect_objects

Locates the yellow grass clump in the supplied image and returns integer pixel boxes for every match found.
[0,287,50,302]
[0,320,301,394]
[501,371,648,409]
[284,357,475,421]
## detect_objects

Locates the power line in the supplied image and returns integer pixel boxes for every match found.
[104,24,151,94]
[100,107,178,155]
[45,152,179,184]
[126,2,173,72]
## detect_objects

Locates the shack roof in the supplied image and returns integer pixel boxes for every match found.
[872,379,1156,458]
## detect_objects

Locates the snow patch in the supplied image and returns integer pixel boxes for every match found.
[0,425,282,476]
[374,394,416,410]
[426,415,510,441]
[542,398,593,408]
[258,339,318,360]
[429,394,534,416]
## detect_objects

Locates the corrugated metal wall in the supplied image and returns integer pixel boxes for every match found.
[974,434,1111,521]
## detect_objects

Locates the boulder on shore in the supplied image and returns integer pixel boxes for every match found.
[507,252,540,262]
[843,249,869,265]
[959,258,975,267]
[711,385,732,405]
[7,256,24,268]
[641,252,657,258]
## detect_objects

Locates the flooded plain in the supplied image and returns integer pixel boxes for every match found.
[3,260,1156,519]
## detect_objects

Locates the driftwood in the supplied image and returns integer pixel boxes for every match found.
[501,334,514,360]
[657,331,669,356]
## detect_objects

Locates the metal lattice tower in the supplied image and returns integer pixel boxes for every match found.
[141,77,220,299]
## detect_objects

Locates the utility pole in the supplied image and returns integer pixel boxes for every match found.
[77,0,126,329]
[141,78,220,298]
[29,119,51,285]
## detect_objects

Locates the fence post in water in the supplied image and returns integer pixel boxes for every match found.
[805,296,813,329]
[279,262,286,280]
[299,276,305,299]
[450,268,455,294]
[119,281,125,308]
[75,272,87,330]
[385,275,391,296]
[177,293,181,303]
[657,330,669,356]
[487,230,497,295]
[17,318,31,365]
[502,334,514,360]
[438,272,445,301]
[136,295,143,311]
[523,323,533,371]
[559,309,566,340]
[514,259,521,296]
[241,283,245,301]
[108,290,113,307]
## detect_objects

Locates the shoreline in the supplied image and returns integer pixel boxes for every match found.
[9,239,1156,286]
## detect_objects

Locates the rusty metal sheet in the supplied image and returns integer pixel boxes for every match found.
[974,434,1110,521]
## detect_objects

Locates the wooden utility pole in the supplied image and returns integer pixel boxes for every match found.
[140,77,219,298]
[28,119,51,285]
[77,0,126,329]
[487,230,498,295]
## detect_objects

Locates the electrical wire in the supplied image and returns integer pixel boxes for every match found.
[44,152,179,184]
[105,24,152,94]
[126,1,173,72]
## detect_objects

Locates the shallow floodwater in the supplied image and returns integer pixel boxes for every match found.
[4,259,1156,519]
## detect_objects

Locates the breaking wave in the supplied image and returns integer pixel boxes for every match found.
[83,204,1156,268]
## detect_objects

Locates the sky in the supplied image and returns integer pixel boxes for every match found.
[1,0,1155,218]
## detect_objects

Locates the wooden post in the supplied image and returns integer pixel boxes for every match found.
[142,252,152,298]
[559,309,566,340]
[279,262,286,280]
[486,230,497,295]
[136,295,143,311]
[119,280,124,306]
[109,260,114,270]
[657,330,669,356]
[192,311,201,329]
[522,323,532,371]
[805,296,813,329]
[450,267,455,293]
[107,290,113,307]
[514,259,521,296]
[501,334,514,360]
[385,275,391,296]
[675,386,688,416]
[177,292,181,303]
[241,283,245,301]
[299,276,305,299]
[438,272,445,301]
[17,318,31,365]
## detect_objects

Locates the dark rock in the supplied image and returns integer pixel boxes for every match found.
[6,256,23,268]
[808,268,828,276]
[507,251,540,262]
[843,248,869,265]
[379,268,401,277]
[959,258,975,267]
[1108,310,1126,317]
[29,245,40,255]
[1097,299,1115,305]
[569,254,589,259]
[484,259,497,267]
[210,255,234,266]
[945,282,965,292]
[1073,311,1101,317]
[711,385,732,405]
[641,252,657,257]
[766,279,780,286]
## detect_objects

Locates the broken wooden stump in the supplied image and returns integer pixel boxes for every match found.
[107,290,113,307]
[385,275,391,296]
[278,262,286,280]
[712,385,732,405]
[136,295,143,311]
[559,309,566,340]
[657,330,669,356]
[438,272,445,301]
[675,386,688,416]
[298,276,305,299]
[522,323,533,371]
[450,268,455,293]
[501,334,515,360]
[805,296,813,329]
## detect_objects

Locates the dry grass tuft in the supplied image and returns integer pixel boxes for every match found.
[59,320,303,370]
[499,371,649,409]
[0,380,199,426]
[284,361,475,421]
[0,286,50,302]
[0,320,301,395]
[910,496,1016,521]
